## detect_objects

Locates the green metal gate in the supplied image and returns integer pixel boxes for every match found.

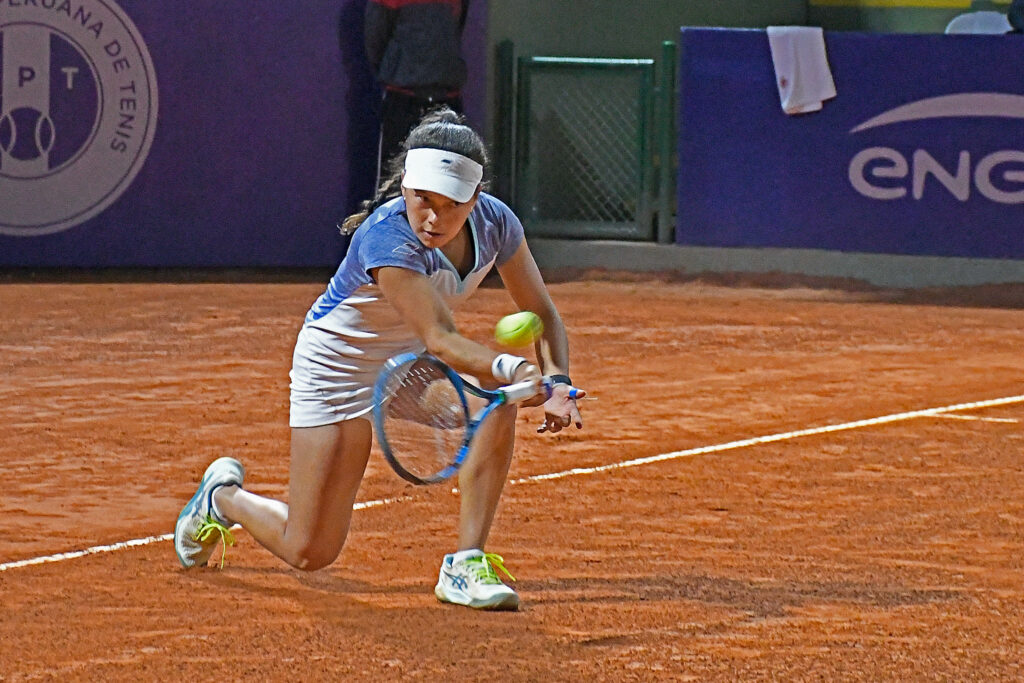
[495,43,675,242]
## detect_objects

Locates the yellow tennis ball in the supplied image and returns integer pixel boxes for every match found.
[494,311,544,347]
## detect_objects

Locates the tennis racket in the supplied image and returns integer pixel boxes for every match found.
[373,352,566,485]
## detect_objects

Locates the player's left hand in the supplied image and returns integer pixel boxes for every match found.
[537,383,586,433]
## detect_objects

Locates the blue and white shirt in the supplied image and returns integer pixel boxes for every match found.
[301,192,524,363]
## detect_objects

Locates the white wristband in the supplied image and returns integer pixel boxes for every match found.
[491,354,527,383]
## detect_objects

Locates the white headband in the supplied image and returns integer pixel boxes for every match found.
[401,148,483,203]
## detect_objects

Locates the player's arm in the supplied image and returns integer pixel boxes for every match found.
[496,240,585,431]
[495,240,570,379]
[373,265,539,385]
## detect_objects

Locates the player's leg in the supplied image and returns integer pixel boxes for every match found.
[435,403,520,610]
[208,418,372,570]
[457,403,517,549]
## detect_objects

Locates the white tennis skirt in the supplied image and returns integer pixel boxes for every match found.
[289,325,422,428]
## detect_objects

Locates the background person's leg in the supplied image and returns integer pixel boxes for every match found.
[378,91,428,180]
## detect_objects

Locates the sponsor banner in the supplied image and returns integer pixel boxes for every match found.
[0,0,487,267]
[677,28,1024,259]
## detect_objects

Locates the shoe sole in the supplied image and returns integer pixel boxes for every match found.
[174,457,244,568]
[434,584,520,611]
[174,478,210,568]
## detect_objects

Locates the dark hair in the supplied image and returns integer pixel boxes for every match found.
[339,107,490,234]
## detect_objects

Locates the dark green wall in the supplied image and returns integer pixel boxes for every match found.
[484,0,807,140]
[809,0,1013,33]
[486,0,1016,86]
[481,0,1018,182]
[488,0,807,60]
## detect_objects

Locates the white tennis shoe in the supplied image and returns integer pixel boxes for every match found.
[174,457,244,569]
[434,549,519,610]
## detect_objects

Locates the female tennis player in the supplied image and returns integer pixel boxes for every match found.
[174,108,585,610]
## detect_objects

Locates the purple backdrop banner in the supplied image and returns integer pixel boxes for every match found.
[0,0,487,267]
[677,28,1024,259]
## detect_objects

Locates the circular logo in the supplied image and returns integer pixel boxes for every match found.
[0,0,158,236]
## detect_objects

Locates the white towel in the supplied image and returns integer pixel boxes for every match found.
[767,26,837,115]
[944,11,1012,35]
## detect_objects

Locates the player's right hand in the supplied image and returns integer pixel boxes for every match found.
[512,363,546,407]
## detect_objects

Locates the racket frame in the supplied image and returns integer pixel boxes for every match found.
[373,352,546,485]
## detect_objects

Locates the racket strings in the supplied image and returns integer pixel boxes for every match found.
[380,362,468,480]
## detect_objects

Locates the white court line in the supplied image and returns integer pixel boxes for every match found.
[3,393,1023,574]
[511,394,1024,484]
[0,534,174,572]
[931,414,1019,424]
[0,496,410,573]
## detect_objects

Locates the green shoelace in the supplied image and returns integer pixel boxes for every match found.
[195,515,236,569]
[465,552,516,583]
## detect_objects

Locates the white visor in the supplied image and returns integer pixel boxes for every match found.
[401,148,483,203]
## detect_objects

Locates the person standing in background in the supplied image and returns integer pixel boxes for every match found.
[364,0,469,184]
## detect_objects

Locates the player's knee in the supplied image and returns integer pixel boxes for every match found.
[288,545,341,572]
[284,532,345,571]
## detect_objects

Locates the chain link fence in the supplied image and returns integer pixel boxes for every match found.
[514,57,655,240]
[493,43,676,243]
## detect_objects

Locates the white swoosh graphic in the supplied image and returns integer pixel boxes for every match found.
[851,93,1024,133]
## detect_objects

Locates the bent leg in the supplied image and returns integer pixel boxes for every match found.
[215,417,373,570]
[456,403,517,550]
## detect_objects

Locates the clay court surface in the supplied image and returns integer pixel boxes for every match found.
[2,272,1024,680]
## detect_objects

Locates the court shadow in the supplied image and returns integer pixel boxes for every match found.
[181,565,961,622]
[517,573,962,619]
[184,563,426,601]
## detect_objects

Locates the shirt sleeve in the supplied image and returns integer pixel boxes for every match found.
[357,217,431,276]
[493,200,526,267]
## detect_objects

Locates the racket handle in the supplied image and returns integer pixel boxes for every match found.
[500,378,549,403]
